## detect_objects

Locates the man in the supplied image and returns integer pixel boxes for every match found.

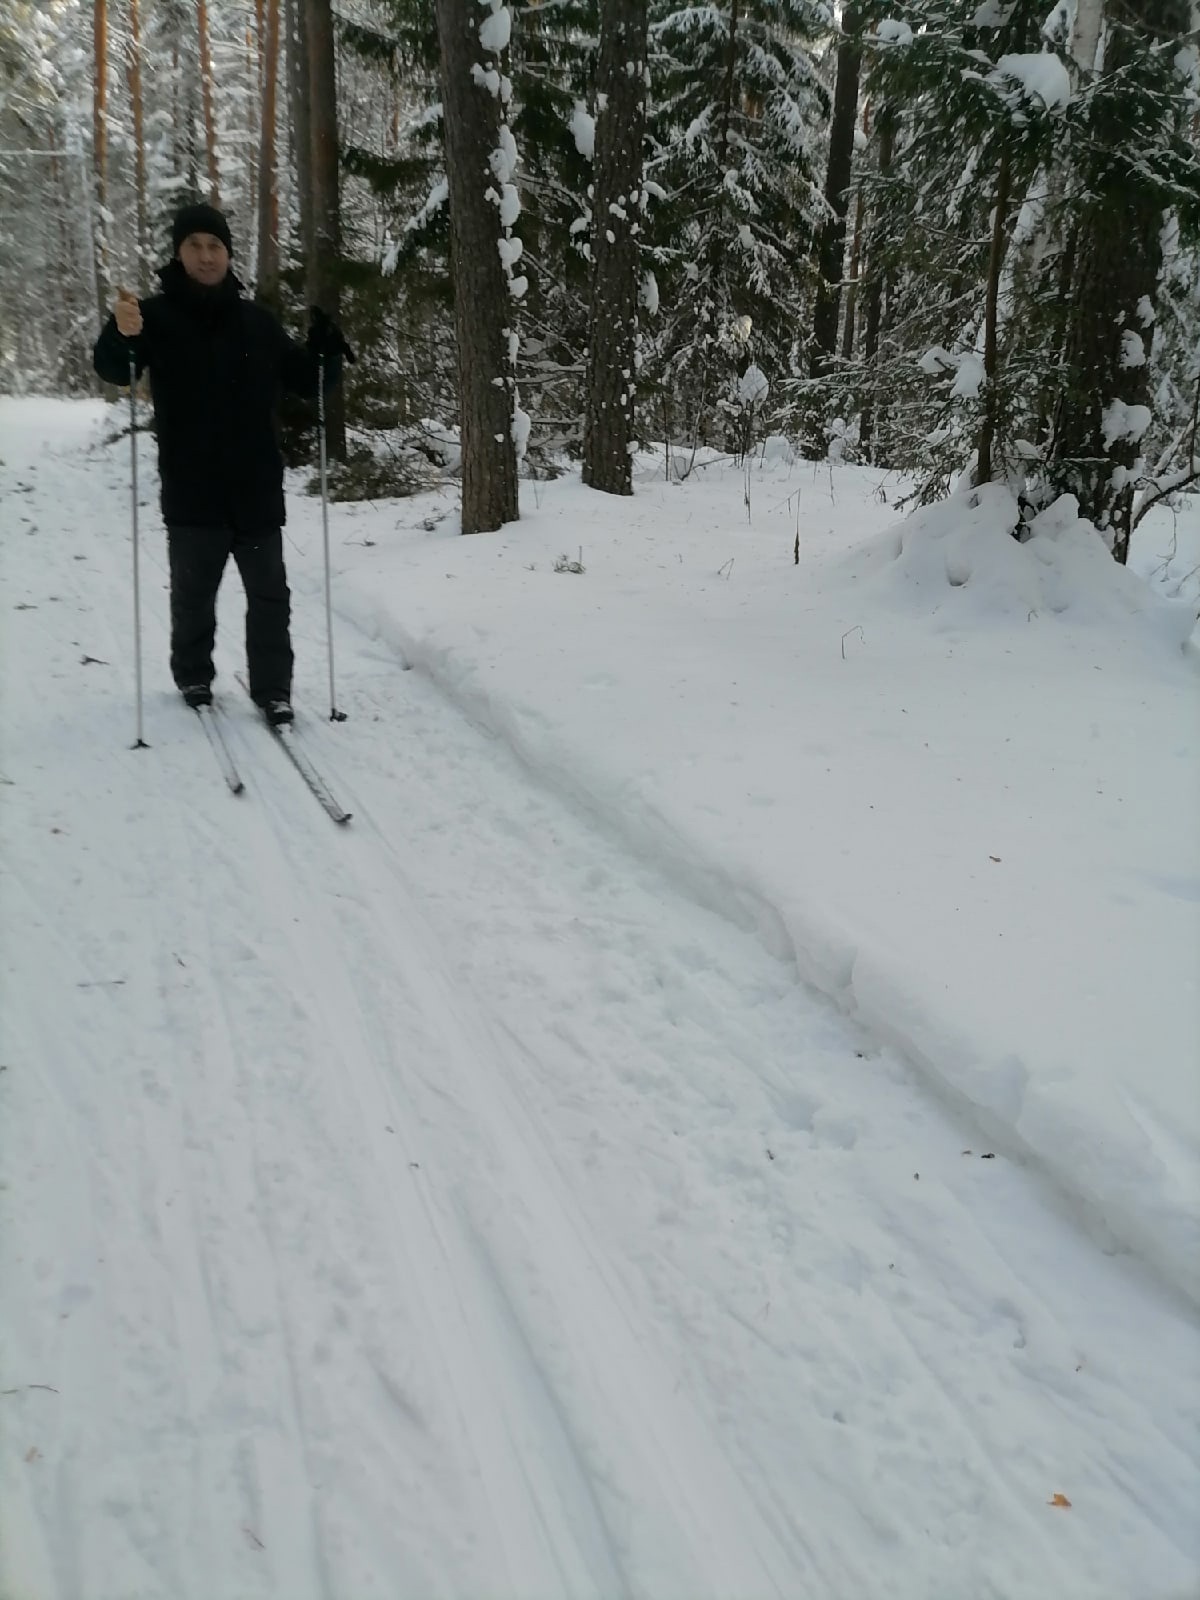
[93,202,351,725]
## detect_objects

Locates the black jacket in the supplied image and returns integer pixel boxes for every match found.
[93,261,341,531]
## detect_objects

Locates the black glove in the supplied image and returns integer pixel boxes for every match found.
[307,306,355,364]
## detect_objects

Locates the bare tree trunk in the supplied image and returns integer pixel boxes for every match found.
[840,188,865,361]
[582,0,648,496]
[256,0,282,308]
[1071,0,1104,70]
[246,7,262,239]
[434,0,519,532]
[840,103,870,362]
[811,4,862,377]
[126,0,148,275]
[256,0,266,89]
[859,101,894,460]
[975,147,1012,486]
[197,0,221,203]
[287,0,314,270]
[92,0,109,321]
[305,0,345,457]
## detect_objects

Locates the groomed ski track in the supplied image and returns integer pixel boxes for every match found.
[2,403,1196,1600]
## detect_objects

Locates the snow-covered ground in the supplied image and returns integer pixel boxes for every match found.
[2,398,1198,1600]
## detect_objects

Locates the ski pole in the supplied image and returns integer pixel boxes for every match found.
[317,351,346,722]
[129,352,148,749]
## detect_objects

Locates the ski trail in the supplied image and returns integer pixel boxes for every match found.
[3,403,1197,1600]
[239,738,804,1597]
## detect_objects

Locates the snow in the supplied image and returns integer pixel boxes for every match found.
[988,51,1073,112]
[876,18,914,47]
[490,124,518,185]
[497,235,523,269]
[497,181,520,228]
[973,0,1017,23]
[470,61,501,97]
[511,404,531,459]
[1102,398,1153,449]
[737,362,769,405]
[2,399,1199,1600]
[919,344,956,376]
[477,1,511,55]
[951,351,986,399]
[570,103,596,159]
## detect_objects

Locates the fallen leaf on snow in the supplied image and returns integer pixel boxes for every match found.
[1048,1493,1071,1508]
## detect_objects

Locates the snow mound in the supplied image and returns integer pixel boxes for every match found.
[840,484,1199,653]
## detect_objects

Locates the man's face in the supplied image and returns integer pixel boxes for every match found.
[178,232,229,286]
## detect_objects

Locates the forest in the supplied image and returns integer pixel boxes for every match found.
[1,0,1197,546]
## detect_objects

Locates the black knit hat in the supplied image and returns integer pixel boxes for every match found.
[171,203,233,257]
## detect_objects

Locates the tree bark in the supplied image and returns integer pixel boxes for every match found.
[305,0,345,457]
[975,147,1012,486]
[858,100,894,460]
[197,0,221,203]
[92,0,109,321]
[256,0,282,308]
[287,0,314,271]
[126,0,148,274]
[1071,0,1104,71]
[434,0,519,532]
[840,134,866,361]
[582,0,648,496]
[811,4,862,377]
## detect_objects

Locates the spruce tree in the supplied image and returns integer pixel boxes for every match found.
[1044,0,1200,559]
[644,0,829,454]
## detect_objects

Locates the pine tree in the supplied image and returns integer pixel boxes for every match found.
[435,0,519,530]
[582,0,649,494]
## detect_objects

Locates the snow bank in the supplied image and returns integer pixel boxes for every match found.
[840,482,1199,651]
[332,461,1200,1307]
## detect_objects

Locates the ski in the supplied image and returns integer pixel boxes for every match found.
[236,675,352,825]
[194,702,245,795]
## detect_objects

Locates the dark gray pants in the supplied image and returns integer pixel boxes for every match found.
[167,524,293,702]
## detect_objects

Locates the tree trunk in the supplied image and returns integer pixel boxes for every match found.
[582,0,648,496]
[287,0,314,271]
[975,147,1012,486]
[305,0,345,458]
[714,0,741,173]
[197,0,221,203]
[840,119,866,363]
[1046,0,1186,560]
[92,0,109,321]
[256,0,282,308]
[126,0,148,275]
[1071,0,1104,70]
[811,4,862,378]
[434,0,519,532]
[858,100,894,460]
